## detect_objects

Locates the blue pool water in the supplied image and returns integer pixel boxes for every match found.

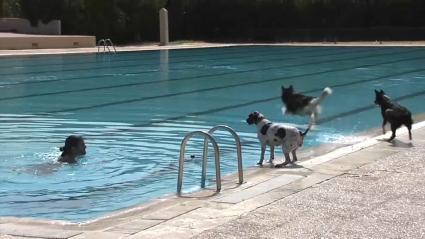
[1,46,425,222]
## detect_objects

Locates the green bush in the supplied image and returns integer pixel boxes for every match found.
[2,0,425,43]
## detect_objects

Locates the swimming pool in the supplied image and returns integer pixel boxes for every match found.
[1,46,425,222]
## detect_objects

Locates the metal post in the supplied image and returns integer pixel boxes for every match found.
[201,136,208,188]
[177,139,187,194]
[159,8,169,46]
[105,39,117,53]
[97,39,105,53]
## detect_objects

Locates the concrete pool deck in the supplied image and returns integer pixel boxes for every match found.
[1,41,425,57]
[1,119,424,238]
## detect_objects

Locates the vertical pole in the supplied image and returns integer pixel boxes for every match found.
[177,140,187,194]
[213,144,221,192]
[56,20,62,35]
[236,137,243,184]
[201,137,208,188]
[159,8,169,46]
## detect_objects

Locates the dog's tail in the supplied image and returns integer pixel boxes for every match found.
[301,118,313,136]
[308,87,333,110]
[315,87,332,105]
[308,87,332,122]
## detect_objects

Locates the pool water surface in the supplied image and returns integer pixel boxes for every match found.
[1,46,425,221]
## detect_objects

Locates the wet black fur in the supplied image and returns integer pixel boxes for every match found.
[281,85,314,114]
[261,123,272,135]
[374,89,413,141]
[246,111,264,125]
[275,128,286,138]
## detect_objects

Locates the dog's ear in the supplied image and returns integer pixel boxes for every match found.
[380,89,385,94]
[289,85,294,91]
[374,89,379,94]
[281,85,285,91]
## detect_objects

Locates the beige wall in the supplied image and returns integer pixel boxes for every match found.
[0,34,96,50]
[0,18,61,35]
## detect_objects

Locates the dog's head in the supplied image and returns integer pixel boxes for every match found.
[246,111,265,125]
[374,89,390,106]
[281,85,294,102]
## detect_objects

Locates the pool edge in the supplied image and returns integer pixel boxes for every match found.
[1,41,425,57]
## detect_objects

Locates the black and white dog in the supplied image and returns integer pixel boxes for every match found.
[246,111,311,168]
[281,85,332,123]
[374,89,413,141]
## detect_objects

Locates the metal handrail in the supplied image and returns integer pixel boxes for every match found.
[97,38,116,54]
[105,38,117,53]
[97,39,106,53]
[177,131,221,194]
[202,125,243,187]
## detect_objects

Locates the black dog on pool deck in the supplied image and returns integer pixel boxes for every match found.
[374,89,413,141]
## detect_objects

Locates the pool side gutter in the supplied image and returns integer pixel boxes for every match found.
[1,41,425,57]
[1,117,425,238]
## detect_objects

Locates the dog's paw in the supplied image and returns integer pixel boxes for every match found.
[256,161,263,167]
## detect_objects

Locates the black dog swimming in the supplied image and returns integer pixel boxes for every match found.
[374,89,413,141]
[281,85,332,123]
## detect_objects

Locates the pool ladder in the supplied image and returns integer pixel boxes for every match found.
[177,125,243,195]
[97,38,117,54]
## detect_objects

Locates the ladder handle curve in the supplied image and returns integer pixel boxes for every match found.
[177,131,221,194]
[204,125,243,184]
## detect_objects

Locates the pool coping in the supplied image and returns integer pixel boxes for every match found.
[1,116,424,238]
[1,41,425,57]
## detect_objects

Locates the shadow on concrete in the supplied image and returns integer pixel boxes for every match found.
[376,138,414,148]
[273,162,312,172]
[285,163,306,169]
[389,139,414,148]
[177,189,221,199]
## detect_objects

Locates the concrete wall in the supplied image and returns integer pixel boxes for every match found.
[0,33,96,50]
[0,18,61,35]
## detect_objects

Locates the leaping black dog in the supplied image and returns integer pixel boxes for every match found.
[374,89,413,141]
[281,85,332,124]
